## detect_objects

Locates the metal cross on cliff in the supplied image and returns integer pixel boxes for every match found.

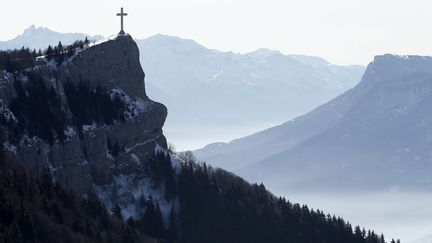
[117,7,128,35]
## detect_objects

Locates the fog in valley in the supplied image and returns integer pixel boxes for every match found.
[279,191,432,243]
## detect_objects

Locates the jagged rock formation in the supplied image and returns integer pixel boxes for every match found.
[0,35,170,218]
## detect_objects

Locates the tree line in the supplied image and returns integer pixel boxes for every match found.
[0,37,91,73]
[176,152,400,243]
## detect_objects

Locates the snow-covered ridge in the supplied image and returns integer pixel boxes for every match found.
[88,34,123,47]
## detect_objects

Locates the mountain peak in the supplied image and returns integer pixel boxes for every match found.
[372,54,432,66]
[145,34,205,48]
[139,34,208,56]
[362,54,432,86]
[67,34,147,99]
[21,25,51,37]
[23,24,37,33]
[290,55,330,67]
[247,48,282,59]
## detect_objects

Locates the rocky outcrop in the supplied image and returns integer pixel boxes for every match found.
[57,36,147,99]
[0,35,168,198]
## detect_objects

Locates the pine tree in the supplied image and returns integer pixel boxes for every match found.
[141,196,165,238]
[57,41,63,52]
[46,45,53,60]
[51,202,64,224]
[0,130,5,167]
[166,205,177,242]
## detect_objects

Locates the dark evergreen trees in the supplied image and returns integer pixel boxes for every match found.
[176,158,397,243]
[166,205,178,243]
[64,81,127,127]
[0,48,37,73]
[0,37,91,73]
[9,74,66,145]
[140,196,165,239]
[0,165,159,243]
[46,45,53,61]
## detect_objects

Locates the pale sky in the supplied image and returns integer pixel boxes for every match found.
[2,0,432,65]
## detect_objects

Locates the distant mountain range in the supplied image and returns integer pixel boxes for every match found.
[0,26,365,150]
[195,54,432,193]
[136,34,365,149]
[0,25,103,50]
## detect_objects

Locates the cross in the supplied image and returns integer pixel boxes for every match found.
[116,7,128,35]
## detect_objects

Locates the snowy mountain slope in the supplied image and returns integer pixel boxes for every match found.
[0,25,103,50]
[197,54,432,192]
[137,34,365,149]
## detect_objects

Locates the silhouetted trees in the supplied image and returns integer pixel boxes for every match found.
[0,48,37,73]
[0,164,158,243]
[176,156,397,243]
[8,74,66,145]
[0,72,128,147]
[64,81,127,128]
[140,196,165,238]
[0,37,92,73]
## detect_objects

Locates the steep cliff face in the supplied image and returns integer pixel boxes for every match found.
[0,35,171,218]
[59,36,148,99]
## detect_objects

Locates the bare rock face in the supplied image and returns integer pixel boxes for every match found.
[0,35,168,197]
[57,36,147,100]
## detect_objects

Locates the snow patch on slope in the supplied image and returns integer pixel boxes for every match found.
[93,173,176,223]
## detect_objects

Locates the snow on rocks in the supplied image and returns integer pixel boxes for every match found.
[64,126,76,141]
[0,102,17,123]
[93,173,176,222]
[110,88,150,118]
[3,142,17,154]
[82,122,97,133]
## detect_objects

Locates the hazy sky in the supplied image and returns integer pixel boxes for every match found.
[2,0,432,65]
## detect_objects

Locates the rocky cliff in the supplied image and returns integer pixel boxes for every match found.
[0,35,171,218]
